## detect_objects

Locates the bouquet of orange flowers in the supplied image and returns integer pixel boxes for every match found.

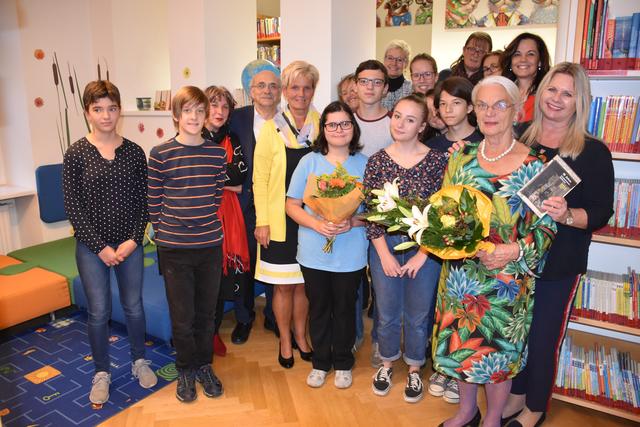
[303,163,365,253]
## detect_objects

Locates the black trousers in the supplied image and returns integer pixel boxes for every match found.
[511,275,580,412]
[158,245,222,371]
[301,266,363,372]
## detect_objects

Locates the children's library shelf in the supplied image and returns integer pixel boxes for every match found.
[257,15,280,66]
[551,393,640,423]
[563,0,640,421]
[591,234,640,248]
[552,329,640,422]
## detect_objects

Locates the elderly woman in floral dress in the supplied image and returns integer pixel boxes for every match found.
[432,76,556,427]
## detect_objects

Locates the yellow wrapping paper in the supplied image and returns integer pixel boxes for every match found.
[423,185,495,260]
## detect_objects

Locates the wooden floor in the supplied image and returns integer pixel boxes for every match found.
[101,300,636,427]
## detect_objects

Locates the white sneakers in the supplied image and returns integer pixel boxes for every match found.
[306,369,353,389]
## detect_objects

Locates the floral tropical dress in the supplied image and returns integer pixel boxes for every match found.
[431,142,557,384]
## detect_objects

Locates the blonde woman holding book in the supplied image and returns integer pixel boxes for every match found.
[501,63,615,427]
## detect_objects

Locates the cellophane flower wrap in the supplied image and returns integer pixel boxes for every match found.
[365,181,495,259]
[302,163,365,253]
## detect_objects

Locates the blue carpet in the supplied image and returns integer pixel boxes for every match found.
[0,311,176,426]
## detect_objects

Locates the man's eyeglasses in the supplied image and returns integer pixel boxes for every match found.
[465,46,488,56]
[384,55,406,64]
[482,64,501,73]
[357,78,386,87]
[411,71,435,80]
[324,121,353,131]
[474,100,513,112]
[251,82,280,91]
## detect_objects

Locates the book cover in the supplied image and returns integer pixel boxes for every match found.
[613,16,632,69]
[603,17,617,69]
[592,0,605,69]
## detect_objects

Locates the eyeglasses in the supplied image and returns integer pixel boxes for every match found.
[474,100,513,112]
[482,64,501,73]
[357,78,386,87]
[251,82,280,91]
[324,120,353,131]
[384,55,406,64]
[465,46,488,56]
[411,71,435,80]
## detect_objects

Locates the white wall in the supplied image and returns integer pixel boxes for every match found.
[110,0,171,111]
[430,2,557,72]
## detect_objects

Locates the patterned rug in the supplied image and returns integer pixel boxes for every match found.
[0,311,176,426]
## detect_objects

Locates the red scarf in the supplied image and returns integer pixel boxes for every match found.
[217,135,250,275]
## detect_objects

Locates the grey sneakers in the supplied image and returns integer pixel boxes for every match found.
[132,359,158,389]
[306,369,328,388]
[89,371,111,404]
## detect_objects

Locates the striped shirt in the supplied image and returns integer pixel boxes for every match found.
[148,137,226,248]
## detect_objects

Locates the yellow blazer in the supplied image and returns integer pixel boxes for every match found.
[253,108,319,242]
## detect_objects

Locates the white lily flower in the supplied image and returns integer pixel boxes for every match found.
[401,204,431,243]
[374,178,400,212]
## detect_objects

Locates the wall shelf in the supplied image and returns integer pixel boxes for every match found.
[0,185,36,202]
[570,316,640,337]
[552,393,640,423]
[611,152,640,161]
[257,36,280,43]
[591,234,640,248]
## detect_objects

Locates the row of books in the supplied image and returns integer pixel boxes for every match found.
[597,178,640,238]
[257,16,280,39]
[573,269,639,328]
[588,96,640,153]
[578,0,640,70]
[553,335,640,413]
[257,45,280,67]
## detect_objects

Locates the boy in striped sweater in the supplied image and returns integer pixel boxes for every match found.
[148,86,227,403]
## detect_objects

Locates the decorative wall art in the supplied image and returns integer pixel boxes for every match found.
[376,0,434,27]
[445,0,558,29]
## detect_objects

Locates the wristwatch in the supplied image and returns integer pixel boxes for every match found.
[564,208,574,225]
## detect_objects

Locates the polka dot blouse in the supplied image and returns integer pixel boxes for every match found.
[63,137,149,254]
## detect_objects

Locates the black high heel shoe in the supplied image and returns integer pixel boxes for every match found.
[501,409,522,426]
[278,343,294,369]
[505,413,546,427]
[438,407,481,427]
[292,337,312,361]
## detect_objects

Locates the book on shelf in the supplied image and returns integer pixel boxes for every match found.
[257,16,280,39]
[597,178,640,238]
[579,0,640,71]
[517,156,581,217]
[554,335,640,413]
[588,95,640,154]
[573,269,639,328]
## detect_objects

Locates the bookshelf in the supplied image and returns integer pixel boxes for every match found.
[557,0,640,422]
[257,15,281,67]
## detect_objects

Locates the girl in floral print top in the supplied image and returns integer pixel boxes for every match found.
[364,94,448,404]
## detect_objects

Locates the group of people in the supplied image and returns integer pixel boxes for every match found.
[62,29,614,427]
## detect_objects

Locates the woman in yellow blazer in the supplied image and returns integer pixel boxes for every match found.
[253,60,320,368]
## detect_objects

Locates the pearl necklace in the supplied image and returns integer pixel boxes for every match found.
[480,138,517,162]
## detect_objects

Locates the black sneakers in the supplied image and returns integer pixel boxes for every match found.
[404,371,424,403]
[176,369,196,403]
[372,366,393,396]
[196,364,224,398]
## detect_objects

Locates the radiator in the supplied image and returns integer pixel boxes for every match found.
[0,200,18,253]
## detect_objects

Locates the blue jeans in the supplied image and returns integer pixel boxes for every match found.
[369,234,441,367]
[76,241,146,373]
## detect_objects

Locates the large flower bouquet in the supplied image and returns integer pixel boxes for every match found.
[302,163,365,253]
[365,180,495,259]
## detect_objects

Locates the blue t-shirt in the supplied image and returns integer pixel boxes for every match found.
[287,151,369,272]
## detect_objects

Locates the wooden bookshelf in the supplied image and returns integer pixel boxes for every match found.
[611,152,640,161]
[591,234,640,248]
[570,316,640,337]
[552,393,640,423]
